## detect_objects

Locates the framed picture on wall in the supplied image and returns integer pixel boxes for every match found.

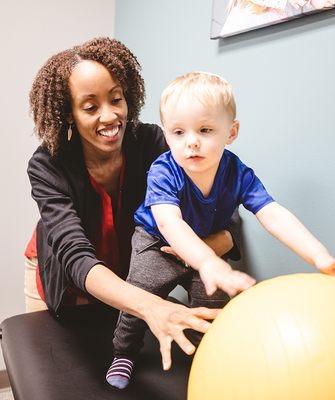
[211,0,335,38]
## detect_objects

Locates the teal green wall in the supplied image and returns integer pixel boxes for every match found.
[115,0,335,280]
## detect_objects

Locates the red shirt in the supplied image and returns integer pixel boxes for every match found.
[25,159,134,306]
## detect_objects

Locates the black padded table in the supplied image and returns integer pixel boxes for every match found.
[0,304,192,400]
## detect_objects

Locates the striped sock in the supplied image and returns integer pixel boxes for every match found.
[106,357,134,389]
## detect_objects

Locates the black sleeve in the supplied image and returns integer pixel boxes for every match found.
[27,148,104,292]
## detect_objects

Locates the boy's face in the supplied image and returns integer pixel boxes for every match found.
[162,95,239,180]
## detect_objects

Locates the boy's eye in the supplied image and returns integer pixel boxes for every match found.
[200,128,212,133]
[173,129,184,136]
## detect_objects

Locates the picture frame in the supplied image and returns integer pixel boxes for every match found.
[211,0,335,38]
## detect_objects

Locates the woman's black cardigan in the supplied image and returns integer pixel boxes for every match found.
[27,123,168,314]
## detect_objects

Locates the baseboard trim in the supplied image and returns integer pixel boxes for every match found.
[0,369,10,389]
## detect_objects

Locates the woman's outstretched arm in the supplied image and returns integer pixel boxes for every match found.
[85,263,219,370]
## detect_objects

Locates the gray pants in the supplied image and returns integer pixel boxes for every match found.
[112,226,230,360]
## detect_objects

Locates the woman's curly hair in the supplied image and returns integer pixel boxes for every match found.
[29,37,145,155]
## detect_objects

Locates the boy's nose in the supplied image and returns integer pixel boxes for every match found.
[186,132,200,148]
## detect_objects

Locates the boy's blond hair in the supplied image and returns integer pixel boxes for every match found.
[160,71,237,123]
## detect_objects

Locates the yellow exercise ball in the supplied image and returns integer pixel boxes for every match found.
[188,273,335,400]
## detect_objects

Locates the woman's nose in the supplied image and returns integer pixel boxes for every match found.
[100,105,117,124]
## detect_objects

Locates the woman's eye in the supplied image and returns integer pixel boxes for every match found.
[112,98,123,105]
[83,105,97,113]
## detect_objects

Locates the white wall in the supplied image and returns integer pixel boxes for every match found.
[0,0,115,371]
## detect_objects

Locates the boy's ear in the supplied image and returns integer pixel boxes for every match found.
[227,120,239,144]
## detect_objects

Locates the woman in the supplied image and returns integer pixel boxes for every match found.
[24,37,239,370]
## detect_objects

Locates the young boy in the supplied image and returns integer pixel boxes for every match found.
[107,71,335,389]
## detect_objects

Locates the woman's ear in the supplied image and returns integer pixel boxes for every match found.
[227,120,239,144]
[66,114,74,125]
[66,115,74,142]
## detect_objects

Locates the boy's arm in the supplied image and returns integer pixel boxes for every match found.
[256,202,335,274]
[151,204,255,297]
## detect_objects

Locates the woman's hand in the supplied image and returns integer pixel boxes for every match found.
[160,245,184,262]
[85,264,219,371]
[160,229,234,262]
[141,297,219,370]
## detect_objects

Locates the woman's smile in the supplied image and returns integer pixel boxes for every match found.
[97,124,122,140]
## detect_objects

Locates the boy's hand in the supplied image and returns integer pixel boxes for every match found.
[199,258,256,297]
[314,252,335,275]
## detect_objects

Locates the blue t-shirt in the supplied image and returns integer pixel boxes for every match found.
[134,150,274,244]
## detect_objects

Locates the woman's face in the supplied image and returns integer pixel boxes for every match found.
[68,60,128,159]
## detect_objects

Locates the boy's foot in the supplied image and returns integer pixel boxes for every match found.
[106,357,134,389]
